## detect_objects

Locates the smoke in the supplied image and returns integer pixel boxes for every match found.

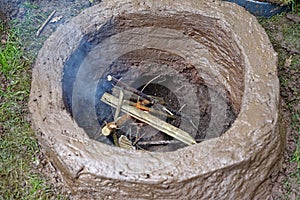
[65,25,234,151]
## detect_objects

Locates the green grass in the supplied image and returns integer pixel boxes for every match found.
[292,132,300,166]
[0,2,68,198]
[24,1,40,9]
[11,2,48,58]
[0,22,63,199]
[0,0,298,199]
[291,0,300,15]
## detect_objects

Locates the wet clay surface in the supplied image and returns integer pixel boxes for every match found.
[28,0,284,199]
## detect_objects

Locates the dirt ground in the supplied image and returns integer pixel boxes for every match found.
[0,0,299,199]
[259,14,300,199]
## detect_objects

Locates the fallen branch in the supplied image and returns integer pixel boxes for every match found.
[101,92,196,145]
[36,10,56,37]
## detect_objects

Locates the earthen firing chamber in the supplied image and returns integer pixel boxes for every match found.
[29,0,285,199]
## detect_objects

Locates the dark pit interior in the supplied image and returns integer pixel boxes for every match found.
[62,13,244,152]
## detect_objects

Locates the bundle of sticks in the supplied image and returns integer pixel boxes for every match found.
[99,75,197,150]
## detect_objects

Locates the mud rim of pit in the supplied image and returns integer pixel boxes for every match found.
[29,0,282,198]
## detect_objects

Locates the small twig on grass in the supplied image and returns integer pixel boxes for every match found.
[36,10,56,37]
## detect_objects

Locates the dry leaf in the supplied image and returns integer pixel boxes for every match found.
[50,15,63,23]
[118,135,135,150]
[284,55,293,67]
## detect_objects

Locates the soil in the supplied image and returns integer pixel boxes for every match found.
[0,0,298,199]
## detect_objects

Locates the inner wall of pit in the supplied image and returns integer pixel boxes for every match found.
[62,13,243,147]
[29,0,284,199]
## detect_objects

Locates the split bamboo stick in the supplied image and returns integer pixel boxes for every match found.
[101,92,196,146]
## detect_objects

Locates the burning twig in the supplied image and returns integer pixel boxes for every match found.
[108,76,197,129]
[114,87,165,106]
[101,92,196,145]
[107,75,164,105]
[123,100,175,119]
[108,75,199,134]
[36,10,56,37]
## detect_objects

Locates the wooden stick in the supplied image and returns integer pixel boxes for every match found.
[138,138,206,146]
[107,75,164,105]
[109,76,183,117]
[114,90,124,121]
[123,100,175,119]
[36,10,56,37]
[101,114,131,136]
[109,75,198,131]
[101,93,196,145]
[138,140,179,146]
[140,75,161,93]
[113,86,165,105]
[133,131,148,145]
